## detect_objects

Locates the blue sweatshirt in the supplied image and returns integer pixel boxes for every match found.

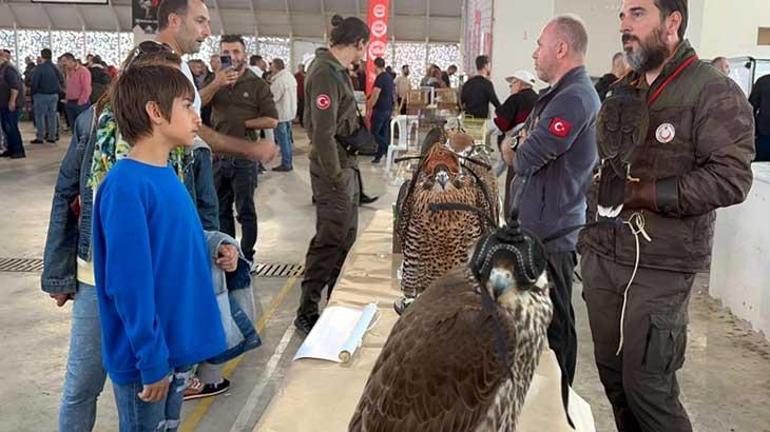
[92,158,226,385]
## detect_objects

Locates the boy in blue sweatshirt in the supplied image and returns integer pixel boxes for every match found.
[92,64,226,431]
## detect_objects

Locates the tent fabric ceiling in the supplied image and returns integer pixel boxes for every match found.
[0,0,463,42]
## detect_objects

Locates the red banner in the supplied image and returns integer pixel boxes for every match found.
[366,0,391,95]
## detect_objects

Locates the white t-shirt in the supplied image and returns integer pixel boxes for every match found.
[180,61,208,150]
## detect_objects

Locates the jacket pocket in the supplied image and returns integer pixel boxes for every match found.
[643,311,688,374]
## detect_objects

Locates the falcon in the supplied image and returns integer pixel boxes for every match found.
[595,84,649,219]
[395,140,491,314]
[350,216,553,432]
[448,132,500,223]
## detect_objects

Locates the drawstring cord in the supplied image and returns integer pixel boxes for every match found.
[616,212,652,356]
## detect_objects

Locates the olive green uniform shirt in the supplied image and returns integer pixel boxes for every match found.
[211,69,278,141]
[304,48,359,182]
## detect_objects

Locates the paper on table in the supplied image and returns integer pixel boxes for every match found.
[293,303,378,364]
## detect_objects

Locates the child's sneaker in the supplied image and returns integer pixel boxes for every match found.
[183,377,231,401]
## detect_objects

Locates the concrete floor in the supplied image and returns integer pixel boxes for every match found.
[0,122,769,432]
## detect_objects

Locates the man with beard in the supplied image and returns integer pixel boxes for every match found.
[202,34,278,265]
[578,1,755,430]
[500,14,599,423]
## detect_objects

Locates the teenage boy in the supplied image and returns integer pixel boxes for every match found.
[92,64,227,431]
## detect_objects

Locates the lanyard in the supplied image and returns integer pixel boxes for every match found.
[646,54,699,107]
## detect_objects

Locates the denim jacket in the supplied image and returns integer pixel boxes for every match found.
[204,231,262,364]
[42,107,97,294]
[42,108,221,294]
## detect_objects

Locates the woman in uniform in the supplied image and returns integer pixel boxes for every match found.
[295,14,370,334]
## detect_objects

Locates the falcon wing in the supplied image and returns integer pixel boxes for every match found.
[350,268,516,432]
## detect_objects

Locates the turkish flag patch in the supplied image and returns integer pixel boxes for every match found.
[316,94,331,110]
[548,117,572,138]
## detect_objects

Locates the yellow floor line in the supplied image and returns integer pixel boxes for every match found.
[179,275,300,432]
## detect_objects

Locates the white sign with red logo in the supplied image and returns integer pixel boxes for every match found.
[366,0,391,95]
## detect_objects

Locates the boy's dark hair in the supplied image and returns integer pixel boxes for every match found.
[374,57,385,69]
[475,55,490,71]
[249,54,262,66]
[111,65,195,145]
[655,0,688,40]
[330,15,370,47]
[221,34,246,47]
[157,0,200,31]
[41,48,52,59]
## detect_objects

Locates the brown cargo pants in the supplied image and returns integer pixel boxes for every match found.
[581,251,694,432]
[297,160,360,320]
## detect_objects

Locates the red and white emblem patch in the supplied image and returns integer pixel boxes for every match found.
[548,117,572,138]
[316,94,331,110]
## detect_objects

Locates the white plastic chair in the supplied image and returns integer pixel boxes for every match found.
[386,115,419,173]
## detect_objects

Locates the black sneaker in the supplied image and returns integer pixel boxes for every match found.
[30,139,44,144]
[0,151,11,158]
[272,165,293,172]
[46,139,57,144]
[183,377,230,401]
[294,314,319,335]
[360,193,379,205]
[371,156,382,164]
[9,153,25,159]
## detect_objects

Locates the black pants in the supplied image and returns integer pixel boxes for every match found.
[546,250,578,423]
[581,251,694,432]
[297,161,360,319]
[214,157,258,261]
[297,98,305,127]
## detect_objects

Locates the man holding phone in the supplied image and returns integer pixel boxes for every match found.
[201,34,278,264]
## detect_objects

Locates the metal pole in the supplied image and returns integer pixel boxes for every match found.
[13,23,18,68]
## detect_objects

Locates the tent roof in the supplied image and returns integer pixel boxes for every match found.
[0,0,463,42]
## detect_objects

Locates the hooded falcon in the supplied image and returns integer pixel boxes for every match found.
[595,84,649,218]
[350,216,553,432]
[396,140,491,314]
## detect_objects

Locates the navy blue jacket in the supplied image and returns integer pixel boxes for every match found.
[42,108,220,294]
[30,60,63,95]
[512,66,600,252]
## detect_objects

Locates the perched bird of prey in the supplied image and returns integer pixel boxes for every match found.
[350,216,553,432]
[395,140,491,313]
[448,132,500,223]
[595,84,649,219]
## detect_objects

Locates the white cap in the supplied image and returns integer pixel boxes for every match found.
[505,70,536,86]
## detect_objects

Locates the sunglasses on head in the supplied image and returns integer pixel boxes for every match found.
[125,41,175,69]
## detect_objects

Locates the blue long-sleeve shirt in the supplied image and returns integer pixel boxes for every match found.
[92,158,226,385]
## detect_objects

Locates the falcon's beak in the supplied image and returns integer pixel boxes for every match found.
[435,170,450,189]
[489,267,515,299]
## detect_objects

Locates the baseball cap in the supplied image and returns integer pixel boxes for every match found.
[505,70,536,85]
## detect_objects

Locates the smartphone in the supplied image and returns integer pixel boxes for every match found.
[220,55,232,69]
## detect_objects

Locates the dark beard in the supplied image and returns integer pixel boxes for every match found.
[623,27,669,73]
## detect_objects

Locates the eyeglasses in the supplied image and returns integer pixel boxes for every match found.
[125,40,175,70]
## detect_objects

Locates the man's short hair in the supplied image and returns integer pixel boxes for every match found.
[272,58,285,70]
[221,34,245,47]
[475,55,490,71]
[111,65,195,145]
[374,57,385,69]
[61,52,76,61]
[157,0,200,31]
[552,14,589,57]
[655,0,688,40]
[711,56,727,65]
[250,54,262,66]
[1,49,10,55]
[448,64,458,71]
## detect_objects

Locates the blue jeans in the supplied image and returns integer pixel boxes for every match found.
[371,110,391,159]
[65,101,89,131]
[112,367,193,432]
[33,93,59,141]
[274,121,293,169]
[59,283,107,432]
[0,107,24,156]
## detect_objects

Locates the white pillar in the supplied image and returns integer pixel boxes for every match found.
[490,0,555,99]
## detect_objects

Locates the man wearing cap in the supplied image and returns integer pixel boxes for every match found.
[500,15,599,420]
[491,70,538,214]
